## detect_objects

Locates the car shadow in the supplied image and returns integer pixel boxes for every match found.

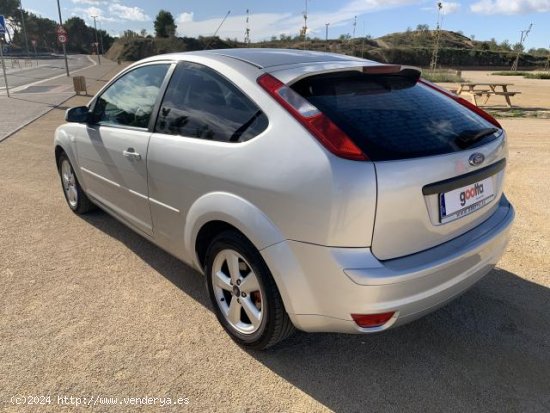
[80,210,550,413]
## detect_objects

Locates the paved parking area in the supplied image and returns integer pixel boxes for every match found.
[0,67,549,412]
[0,56,120,141]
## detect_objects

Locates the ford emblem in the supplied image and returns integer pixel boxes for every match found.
[469,153,485,166]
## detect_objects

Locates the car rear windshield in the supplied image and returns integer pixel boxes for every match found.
[291,71,500,161]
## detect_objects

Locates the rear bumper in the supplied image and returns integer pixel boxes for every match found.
[261,196,514,333]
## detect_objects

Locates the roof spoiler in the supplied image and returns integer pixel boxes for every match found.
[363,64,421,81]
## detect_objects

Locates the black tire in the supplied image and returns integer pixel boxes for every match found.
[57,153,96,214]
[205,230,295,350]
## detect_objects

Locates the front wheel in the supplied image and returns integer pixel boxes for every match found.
[205,231,294,349]
[57,153,96,214]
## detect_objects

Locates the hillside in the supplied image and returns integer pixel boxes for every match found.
[378,29,475,49]
[105,36,238,61]
[105,30,548,69]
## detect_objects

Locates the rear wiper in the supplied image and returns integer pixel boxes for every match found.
[455,127,499,149]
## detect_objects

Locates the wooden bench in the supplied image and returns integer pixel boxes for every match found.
[456,83,520,107]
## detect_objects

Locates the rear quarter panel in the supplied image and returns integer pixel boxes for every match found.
[146,57,378,259]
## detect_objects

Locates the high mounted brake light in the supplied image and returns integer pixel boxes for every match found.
[419,79,502,128]
[257,73,367,161]
[362,65,401,74]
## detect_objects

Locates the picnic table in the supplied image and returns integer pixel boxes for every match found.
[455,82,520,107]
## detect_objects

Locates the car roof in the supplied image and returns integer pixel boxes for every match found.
[150,48,370,69]
[204,48,368,69]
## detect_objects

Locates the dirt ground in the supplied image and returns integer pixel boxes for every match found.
[0,71,549,412]
[441,70,550,110]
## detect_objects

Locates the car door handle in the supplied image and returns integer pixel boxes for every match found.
[122,148,141,160]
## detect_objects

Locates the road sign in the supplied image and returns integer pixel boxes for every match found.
[0,15,6,35]
[57,34,68,44]
[56,25,66,35]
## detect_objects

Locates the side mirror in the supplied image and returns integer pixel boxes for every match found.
[65,106,90,123]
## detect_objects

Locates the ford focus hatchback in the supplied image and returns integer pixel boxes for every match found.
[55,49,514,349]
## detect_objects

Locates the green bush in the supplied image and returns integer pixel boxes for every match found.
[491,71,550,79]
[422,72,464,83]
[491,71,530,76]
[525,72,550,79]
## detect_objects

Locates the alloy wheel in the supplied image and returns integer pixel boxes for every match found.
[211,249,263,334]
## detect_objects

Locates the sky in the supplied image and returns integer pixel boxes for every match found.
[21,0,550,49]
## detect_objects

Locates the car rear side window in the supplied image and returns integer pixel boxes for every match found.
[156,62,268,143]
[93,64,169,129]
[291,71,499,161]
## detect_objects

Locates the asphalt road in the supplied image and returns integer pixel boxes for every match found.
[0,56,119,142]
[0,69,549,412]
[0,54,94,92]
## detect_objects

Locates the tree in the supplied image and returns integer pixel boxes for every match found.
[154,10,176,38]
[65,17,94,53]
[499,39,512,51]
[122,30,139,39]
[512,42,524,53]
[22,12,57,52]
[0,0,20,18]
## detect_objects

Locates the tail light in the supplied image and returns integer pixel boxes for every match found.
[351,312,395,328]
[257,73,367,161]
[419,79,502,128]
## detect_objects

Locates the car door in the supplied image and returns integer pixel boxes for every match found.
[146,62,269,257]
[75,63,171,236]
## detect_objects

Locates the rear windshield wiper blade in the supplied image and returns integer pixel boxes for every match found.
[455,127,499,149]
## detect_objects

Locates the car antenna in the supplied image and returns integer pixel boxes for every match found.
[204,10,231,50]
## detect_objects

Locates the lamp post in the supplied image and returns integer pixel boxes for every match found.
[56,0,70,76]
[91,15,100,64]
[98,20,104,54]
[325,23,329,51]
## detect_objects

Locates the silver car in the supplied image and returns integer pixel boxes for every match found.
[54,49,514,349]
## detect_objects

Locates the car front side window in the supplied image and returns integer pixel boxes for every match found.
[93,64,169,129]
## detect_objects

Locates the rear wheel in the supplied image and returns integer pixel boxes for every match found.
[57,153,96,214]
[205,231,294,349]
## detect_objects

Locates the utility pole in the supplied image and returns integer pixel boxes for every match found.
[430,2,443,72]
[511,23,532,71]
[351,15,357,55]
[56,0,70,77]
[325,23,329,51]
[361,21,366,58]
[91,15,101,64]
[19,0,30,58]
[244,9,250,46]
[302,0,308,50]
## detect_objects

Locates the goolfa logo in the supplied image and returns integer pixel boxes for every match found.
[460,183,484,206]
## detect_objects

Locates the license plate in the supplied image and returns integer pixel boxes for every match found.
[439,177,495,223]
